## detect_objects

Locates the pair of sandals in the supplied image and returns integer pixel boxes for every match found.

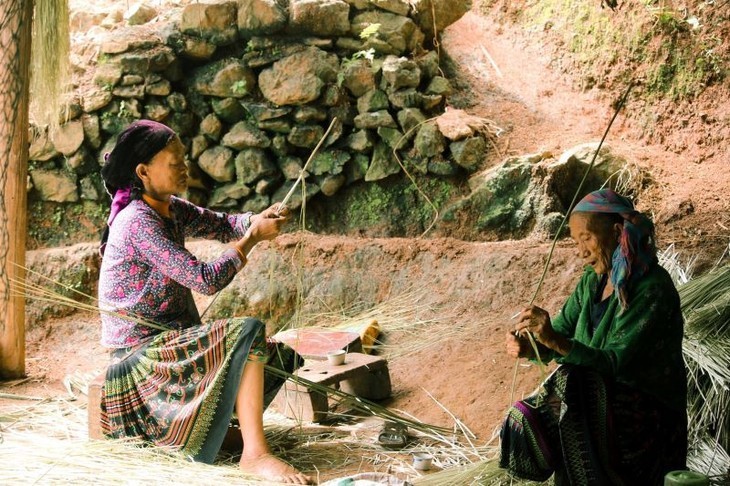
[377,421,408,449]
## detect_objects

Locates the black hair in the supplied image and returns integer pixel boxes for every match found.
[99,120,176,256]
[100,120,176,198]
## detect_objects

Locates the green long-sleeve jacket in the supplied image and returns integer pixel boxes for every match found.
[549,263,687,413]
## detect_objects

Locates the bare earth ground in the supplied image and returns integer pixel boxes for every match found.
[17,235,577,443]
[455,4,729,258]
[3,1,729,480]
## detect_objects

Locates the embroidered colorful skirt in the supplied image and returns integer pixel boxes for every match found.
[499,365,687,485]
[100,317,300,463]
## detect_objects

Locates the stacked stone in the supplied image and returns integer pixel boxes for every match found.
[28,0,480,213]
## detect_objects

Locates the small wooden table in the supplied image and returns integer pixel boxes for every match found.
[271,352,392,423]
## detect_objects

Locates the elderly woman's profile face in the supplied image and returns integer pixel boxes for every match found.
[568,213,619,276]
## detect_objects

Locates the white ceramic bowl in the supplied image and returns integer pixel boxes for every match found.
[327,349,346,365]
[412,452,433,471]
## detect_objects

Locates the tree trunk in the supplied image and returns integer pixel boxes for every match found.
[0,0,33,379]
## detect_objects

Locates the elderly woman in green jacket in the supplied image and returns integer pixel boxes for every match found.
[501,189,687,485]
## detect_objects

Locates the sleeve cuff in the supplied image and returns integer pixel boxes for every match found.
[529,346,556,364]
[241,212,253,235]
[556,338,588,365]
[224,248,246,271]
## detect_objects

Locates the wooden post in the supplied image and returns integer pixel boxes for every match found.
[0,0,33,379]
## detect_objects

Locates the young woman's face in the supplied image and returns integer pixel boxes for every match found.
[568,213,619,276]
[137,138,188,200]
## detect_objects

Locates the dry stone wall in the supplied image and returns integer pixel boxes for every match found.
[29,0,480,215]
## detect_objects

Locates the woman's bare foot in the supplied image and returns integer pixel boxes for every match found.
[239,453,312,484]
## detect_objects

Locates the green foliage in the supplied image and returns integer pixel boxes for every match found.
[338,48,377,87]
[352,48,376,62]
[646,35,726,100]
[99,111,114,125]
[337,23,380,87]
[118,101,134,119]
[243,40,281,59]
[231,80,248,96]
[314,176,457,236]
[515,0,727,100]
[339,183,395,228]
[649,6,686,35]
[100,101,136,134]
[359,23,381,40]
[241,105,258,125]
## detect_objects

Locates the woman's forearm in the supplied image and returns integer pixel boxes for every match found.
[235,234,257,260]
[546,334,574,357]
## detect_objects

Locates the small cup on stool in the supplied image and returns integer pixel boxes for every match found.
[413,452,433,471]
[327,349,346,366]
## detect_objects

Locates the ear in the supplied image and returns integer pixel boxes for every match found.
[135,163,149,184]
[613,222,623,241]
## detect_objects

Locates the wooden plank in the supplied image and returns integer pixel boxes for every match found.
[273,328,362,359]
[0,0,33,379]
[87,372,105,440]
[295,352,387,387]
[271,384,329,423]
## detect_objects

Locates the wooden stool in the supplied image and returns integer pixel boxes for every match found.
[271,352,392,423]
[87,371,106,440]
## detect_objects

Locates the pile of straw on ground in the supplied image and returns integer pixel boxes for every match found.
[0,396,504,485]
[7,254,728,484]
[4,278,533,484]
[674,262,730,482]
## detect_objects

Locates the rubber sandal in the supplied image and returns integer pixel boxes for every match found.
[377,421,408,449]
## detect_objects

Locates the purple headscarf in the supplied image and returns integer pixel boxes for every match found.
[573,189,657,309]
[100,120,176,256]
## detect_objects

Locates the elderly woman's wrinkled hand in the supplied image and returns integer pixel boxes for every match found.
[514,306,558,349]
[505,331,533,359]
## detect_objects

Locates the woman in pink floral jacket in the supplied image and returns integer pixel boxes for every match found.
[98,120,310,484]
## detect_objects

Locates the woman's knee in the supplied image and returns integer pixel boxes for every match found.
[244,318,269,362]
[242,317,266,335]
